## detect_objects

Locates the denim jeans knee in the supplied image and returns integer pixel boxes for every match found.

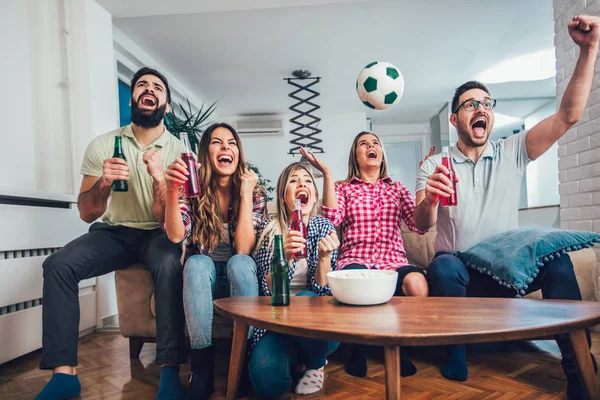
[226,254,259,297]
[183,255,217,349]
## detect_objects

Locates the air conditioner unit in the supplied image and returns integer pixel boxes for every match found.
[234,118,284,136]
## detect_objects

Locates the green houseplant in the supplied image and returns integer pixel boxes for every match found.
[165,98,217,153]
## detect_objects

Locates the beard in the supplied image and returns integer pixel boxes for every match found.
[456,125,489,148]
[131,98,167,128]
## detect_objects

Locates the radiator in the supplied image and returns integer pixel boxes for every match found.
[0,193,92,365]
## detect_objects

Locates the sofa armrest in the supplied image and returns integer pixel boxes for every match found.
[115,264,157,338]
[402,222,436,269]
[525,248,598,302]
[569,248,598,302]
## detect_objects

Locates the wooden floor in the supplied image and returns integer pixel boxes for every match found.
[2,331,599,399]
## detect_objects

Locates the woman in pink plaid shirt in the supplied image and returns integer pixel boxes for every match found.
[301,130,428,378]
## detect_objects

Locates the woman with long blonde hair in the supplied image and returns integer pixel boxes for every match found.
[249,162,340,398]
[164,123,266,400]
[301,131,428,378]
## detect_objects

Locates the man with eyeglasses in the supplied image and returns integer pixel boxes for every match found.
[414,15,600,399]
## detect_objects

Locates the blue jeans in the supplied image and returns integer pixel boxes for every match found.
[249,291,340,399]
[427,252,591,376]
[183,254,258,350]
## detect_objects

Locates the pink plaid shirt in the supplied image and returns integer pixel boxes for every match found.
[321,177,426,271]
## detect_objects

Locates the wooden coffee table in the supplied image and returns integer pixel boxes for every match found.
[214,296,600,399]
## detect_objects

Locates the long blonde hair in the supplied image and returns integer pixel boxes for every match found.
[187,123,247,252]
[255,162,320,255]
[345,131,389,183]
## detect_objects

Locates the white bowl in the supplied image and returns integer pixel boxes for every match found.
[327,269,398,305]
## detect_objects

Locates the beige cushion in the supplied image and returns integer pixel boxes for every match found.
[402,221,436,269]
[115,264,156,338]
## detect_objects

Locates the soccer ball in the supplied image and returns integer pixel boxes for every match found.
[356,61,405,110]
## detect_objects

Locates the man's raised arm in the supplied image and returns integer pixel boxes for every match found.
[526,15,600,161]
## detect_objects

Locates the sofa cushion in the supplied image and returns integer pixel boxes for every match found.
[454,228,600,297]
[401,221,436,269]
[115,264,156,338]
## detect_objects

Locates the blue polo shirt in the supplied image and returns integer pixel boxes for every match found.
[416,132,531,252]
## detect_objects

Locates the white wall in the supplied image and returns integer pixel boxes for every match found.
[1,0,71,194]
[519,205,560,228]
[371,123,432,154]
[525,100,560,207]
[0,0,124,326]
[71,0,120,325]
[234,112,367,195]
[112,26,211,119]
[371,123,432,193]
[0,0,121,195]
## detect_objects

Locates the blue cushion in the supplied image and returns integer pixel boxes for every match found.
[453,228,600,297]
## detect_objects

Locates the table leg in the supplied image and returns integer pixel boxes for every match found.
[226,321,249,400]
[568,329,600,400]
[384,345,401,400]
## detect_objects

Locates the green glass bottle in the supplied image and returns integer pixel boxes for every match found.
[112,136,128,192]
[271,234,290,306]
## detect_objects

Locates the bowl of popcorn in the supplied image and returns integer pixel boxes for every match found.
[327,269,398,305]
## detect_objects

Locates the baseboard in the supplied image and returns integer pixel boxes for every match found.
[78,326,96,338]
[102,313,119,328]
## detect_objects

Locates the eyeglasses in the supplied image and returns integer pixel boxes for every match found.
[454,98,496,113]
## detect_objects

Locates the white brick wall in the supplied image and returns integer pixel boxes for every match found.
[555,0,600,299]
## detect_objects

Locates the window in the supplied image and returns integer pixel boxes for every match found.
[118,80,131,127]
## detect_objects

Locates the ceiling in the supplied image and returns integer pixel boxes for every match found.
[98,0,556,124]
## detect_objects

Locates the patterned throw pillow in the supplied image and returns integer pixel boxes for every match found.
[454,228,600,297]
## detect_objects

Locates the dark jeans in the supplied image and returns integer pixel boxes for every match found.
[249,291,340,399]
[40,222,186,369]
[427,252,591,376]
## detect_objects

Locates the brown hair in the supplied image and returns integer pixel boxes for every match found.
[187,123,249,251]
[344,131,388,182]
[255,162,319,256]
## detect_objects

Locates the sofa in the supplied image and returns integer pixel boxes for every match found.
[114,220,598,359]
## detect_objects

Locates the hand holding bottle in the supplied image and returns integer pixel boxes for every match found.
[284,230,306,262]
[424,147,459,205]
[101,158,129,188]
[179,133,201,198]
[289,199,308,259]
[165,158,189,193]
[108,136,129,192]
[440,146,458,206]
